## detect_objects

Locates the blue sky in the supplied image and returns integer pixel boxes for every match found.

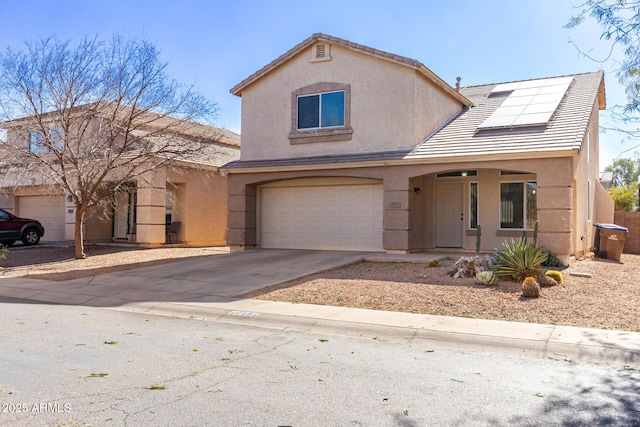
[0,0,634,168]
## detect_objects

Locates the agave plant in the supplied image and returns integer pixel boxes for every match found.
[492,236,548,282]
[475,270,497,286]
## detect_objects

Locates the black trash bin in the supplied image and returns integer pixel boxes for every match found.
[594,223,629,261]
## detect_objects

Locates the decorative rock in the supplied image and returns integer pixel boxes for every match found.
[569,272,592,278]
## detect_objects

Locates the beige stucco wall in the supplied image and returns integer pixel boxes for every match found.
[238,43,462,160]
[167,167,228,246]
[594,181,614,226]
[84,199,114,242]
[570,100,608,256]
[227,155,582,260]
[0,195,13,212]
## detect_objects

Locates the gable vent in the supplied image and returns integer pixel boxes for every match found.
[310,43,331,63]
[316,43,326,58]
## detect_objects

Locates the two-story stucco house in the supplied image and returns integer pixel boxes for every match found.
[224,33,613,264]
[1,109,239,247]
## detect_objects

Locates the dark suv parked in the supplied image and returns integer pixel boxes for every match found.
[0,208,45,246]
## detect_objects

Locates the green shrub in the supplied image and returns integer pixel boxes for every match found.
[542,250,562,267]
[493,236,548,282]
[0,244,7,260]
[428,259,440,268]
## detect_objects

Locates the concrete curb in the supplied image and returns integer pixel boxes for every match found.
[104,298,640,369]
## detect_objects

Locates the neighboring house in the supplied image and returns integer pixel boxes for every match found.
[599,171,613,190]
[223,33,613,264]
[0,110,240,246]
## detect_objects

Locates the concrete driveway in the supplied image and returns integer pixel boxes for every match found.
[0,249,367,306]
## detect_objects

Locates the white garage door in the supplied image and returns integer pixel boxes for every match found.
[261,183,383,251]
[18,195,66,242]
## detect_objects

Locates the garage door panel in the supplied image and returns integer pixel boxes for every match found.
[18,195,66,242]
[261,183,383,251]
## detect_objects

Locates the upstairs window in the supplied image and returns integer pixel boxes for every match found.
[297,91,345,130]
[29,131,46,155]
[50,126,64,151]
[289,82,352,144]
[28,127,64,155]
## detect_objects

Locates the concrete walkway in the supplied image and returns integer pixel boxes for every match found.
[0,249,638,368]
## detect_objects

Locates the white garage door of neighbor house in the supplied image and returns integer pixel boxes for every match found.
[261,183,383,251]
[18,195,66,242]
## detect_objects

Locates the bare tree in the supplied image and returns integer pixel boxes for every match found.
[0,35,219,258]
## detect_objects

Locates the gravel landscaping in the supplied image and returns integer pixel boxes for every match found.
[0,244,229,281]
[242,254,640,332]
[1,245,639,332]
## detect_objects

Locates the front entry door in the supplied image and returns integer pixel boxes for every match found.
[435,182,464,248]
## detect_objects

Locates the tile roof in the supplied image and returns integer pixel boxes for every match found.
[230,33,471,107]
[174,140,240,168]
[223,149,410,170]
[224,72,604,171]
[406,71,605,160]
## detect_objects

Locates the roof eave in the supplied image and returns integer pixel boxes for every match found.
[223,149,579,174]
[230,33,473,107]
[598,73,606,110]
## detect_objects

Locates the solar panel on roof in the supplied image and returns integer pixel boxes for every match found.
[478,77,573,130]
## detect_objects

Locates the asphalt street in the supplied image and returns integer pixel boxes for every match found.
[1,300,638,426]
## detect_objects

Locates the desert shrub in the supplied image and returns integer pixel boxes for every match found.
[522,276,541,298]
[542,250,562,267]
[493,236,548,282]
[0,244,7,260]
[428,259,440,268]
[449,255,494,278]
[536,272,557,288]
[545,270,563,284]
[475,270,497,286]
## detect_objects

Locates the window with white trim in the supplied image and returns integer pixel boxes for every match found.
[29,131,46,155]
[28,127,64,155]
[500,181,537,229]
[50,126,64,151]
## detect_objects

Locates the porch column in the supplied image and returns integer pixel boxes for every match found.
[383,176,411,253]
[226,175,257,251]
[537,167,573,264]
[136,169,167,247]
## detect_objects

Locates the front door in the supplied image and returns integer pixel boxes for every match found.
[435,182,464,248]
